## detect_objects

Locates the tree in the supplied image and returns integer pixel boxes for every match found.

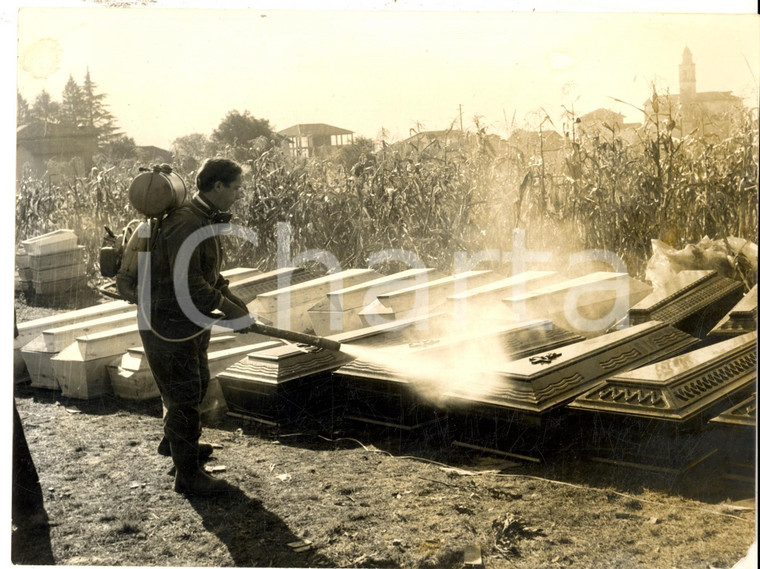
[82,68,119,143]
[172,133,210,171]
[30,90,60,124]
[17,92,30,124]
[99,134,137,161]
[211,110,275,147]
[61,75,87,126]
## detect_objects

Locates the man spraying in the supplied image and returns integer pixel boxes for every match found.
[137,158,253,496]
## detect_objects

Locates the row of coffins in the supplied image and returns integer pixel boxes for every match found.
[215,268,755,477]
[17,229,88,303]
[16,263,757,477]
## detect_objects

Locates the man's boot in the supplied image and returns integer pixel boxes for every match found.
[170,441,230,496]
[158,437,213,461]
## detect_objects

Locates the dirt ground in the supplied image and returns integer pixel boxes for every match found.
[10,298,757,569]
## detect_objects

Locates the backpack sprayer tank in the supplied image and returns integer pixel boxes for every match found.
[128,163,188,217]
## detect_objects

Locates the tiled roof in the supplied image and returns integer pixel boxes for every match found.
[278,123,354,137]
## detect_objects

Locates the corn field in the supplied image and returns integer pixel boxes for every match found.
[15,109,759,287]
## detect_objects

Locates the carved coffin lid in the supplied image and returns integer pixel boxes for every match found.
[220,267,260,284]
[629,270,744,326]
[335,319,584,384]
[360,270,497,318]
[217,314,441,385]
[309,268,438,313]
[444,321,700,414]
[569,332,757,422]
[708,285,758,339]
[709,392,756,429]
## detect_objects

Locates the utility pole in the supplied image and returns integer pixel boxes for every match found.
[459,104,463,131]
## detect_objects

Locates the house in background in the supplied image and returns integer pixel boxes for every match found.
[17,122,98,178]
[505,128,566,170]
[644,47,744,139]
[278,123,354,158]
[136,145,173,164]
[577,108,641,145]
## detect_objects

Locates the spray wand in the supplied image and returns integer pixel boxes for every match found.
[242,320,343,353]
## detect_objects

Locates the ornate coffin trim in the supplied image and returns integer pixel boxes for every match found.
[708,285,758,339]
[570,332,757,422]
[709,392,756,429]
[444,321,699,414]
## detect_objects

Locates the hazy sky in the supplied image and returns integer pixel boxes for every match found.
[14,4,760,149]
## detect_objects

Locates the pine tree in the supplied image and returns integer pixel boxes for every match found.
[30,90,61,124]
[17,92,30,124]
[61,75,87,127]
[82,67,120,144]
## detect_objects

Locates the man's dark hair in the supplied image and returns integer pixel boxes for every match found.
[196,158,243,192]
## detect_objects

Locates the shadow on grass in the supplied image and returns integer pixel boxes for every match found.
[186,484,334,567]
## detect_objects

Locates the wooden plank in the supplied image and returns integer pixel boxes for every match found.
[359,270,498,324]
[308,268,438,336]
[444,321,700,416]
[502,272,652,337]
[251,268,382,332]
[569,332,757,423]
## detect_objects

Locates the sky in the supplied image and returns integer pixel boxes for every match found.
[11,3,760,149]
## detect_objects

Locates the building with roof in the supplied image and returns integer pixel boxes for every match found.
[644,47,744,139]
[277,123,355,158]
[17,122,98,178]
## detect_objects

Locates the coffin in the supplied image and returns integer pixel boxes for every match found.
[21,229,78,256]
[250,269,382,332]
[308,268,438,336]
[335,319,585,430]
[709,391,756,429]
[629,270,744,337]
[707,285,757,340]
[359,270,498,325]
[218,314,443,427]
[501,272,652,337]
[445,321,699,416]
[232,266,314,305]
[21,311,138,390]
[569,332,757,423]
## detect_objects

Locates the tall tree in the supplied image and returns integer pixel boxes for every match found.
[211,110,274,147]
[17,92,30,124]
[61,75,87,126]
[82,67,119,143]
[30,90,60,124]
[172,133,210,171]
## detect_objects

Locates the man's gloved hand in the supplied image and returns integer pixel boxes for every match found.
[218,297,256,333]
[221,285,248,311]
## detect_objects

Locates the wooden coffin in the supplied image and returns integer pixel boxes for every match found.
[629,270,744,337]
[570,332,757,423]
[501,271,652,337]
[569,332,756,475]
[335,319,585,430]
[359,270,498,325]
[308,268,438,336]
[14,300,134,349]
[445,321,700,417]
[446,270,558,326]
[220,266,260,284]
[707,285,757,340]
[232,266,315,305]
[51,323,144,399]
[218,314,441,427]
[27,245,85,271]
[21,311,138,390]
[21,229,78,256]
[250,268,381,332]
[709,391,756,429]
